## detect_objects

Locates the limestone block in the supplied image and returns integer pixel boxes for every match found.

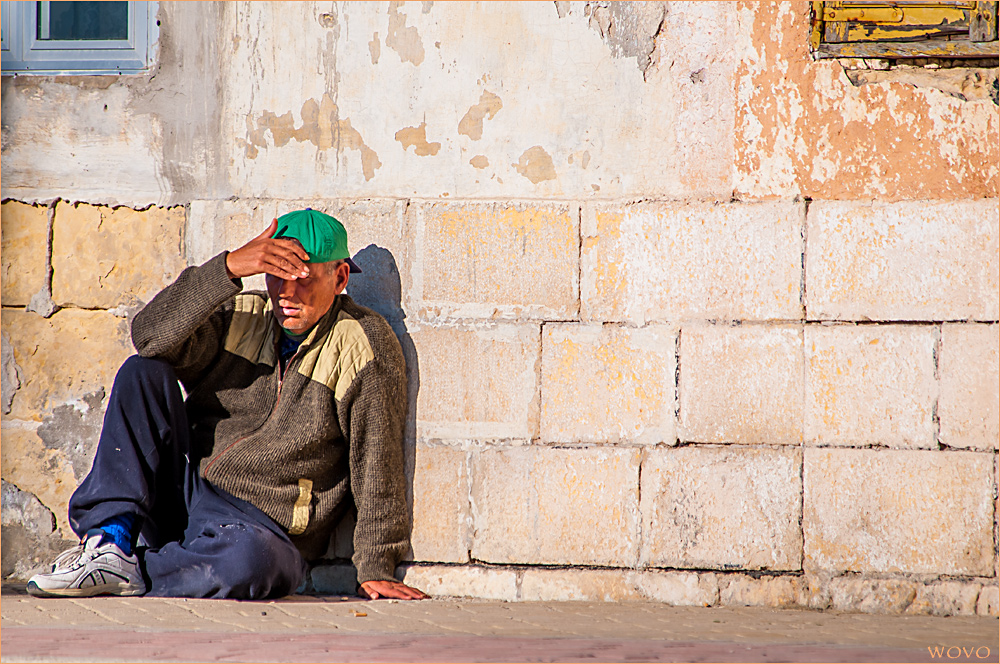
[541,324,675,444]
[1,201,48,307]
[806,200,999,321]
[0,426,79,538]
[719,575,806,609]
[410,443,470,563]
[905,582,981,617]
[52,202,186,309]
[1,478,74,579]
[397,564,517,601]
[470,446,640,566]
[187,199,412,308]
[803,449,994,576]
[411,323,539,440]
[640,446,802,571]
[634,571,719,607]
[1,308,131,421]
[829,577,918,614]
[417,203,578,320]
[310,564,358,595]
[520,569,642,602]
[805,325,936,448]
[581,201,802,323]
[323,511,355,561]
[977,586,999,616]
[679,325,803,445]
[2,331,23,415]
[939,324,999,450]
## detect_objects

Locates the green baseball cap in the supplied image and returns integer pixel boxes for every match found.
[272,208,361,273]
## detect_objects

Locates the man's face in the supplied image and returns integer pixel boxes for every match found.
[266,260,350,333]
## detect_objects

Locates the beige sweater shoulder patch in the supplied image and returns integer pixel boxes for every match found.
[224,294,277,367]
[297,310,375,400]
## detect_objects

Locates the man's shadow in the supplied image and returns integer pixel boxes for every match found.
[323,245,418,574]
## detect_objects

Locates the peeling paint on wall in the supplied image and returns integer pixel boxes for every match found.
[395,121,442,156]
[458,90,503,140]
[387,1,425,66]
[582,1,667,74]
[515,146,557,184]
[242,93,382,181]
[470,155,489,169]
[734,2,999,199]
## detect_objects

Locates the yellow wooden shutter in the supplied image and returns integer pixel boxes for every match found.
[811,1,998,58]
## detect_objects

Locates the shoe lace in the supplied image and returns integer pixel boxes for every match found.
[51,543,86,570]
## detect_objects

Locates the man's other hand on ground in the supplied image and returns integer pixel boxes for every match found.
[359,580,429,600]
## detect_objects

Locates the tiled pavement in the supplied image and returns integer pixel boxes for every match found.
[2,583,997,663]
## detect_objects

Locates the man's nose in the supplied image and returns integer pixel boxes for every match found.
[278,279,297,299]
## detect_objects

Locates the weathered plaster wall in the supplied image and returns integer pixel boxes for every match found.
[2,1,997,616]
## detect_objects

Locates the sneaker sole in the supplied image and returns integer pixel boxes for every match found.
[26,580,145,598]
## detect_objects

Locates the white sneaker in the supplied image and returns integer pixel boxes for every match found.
[26,532,145,598]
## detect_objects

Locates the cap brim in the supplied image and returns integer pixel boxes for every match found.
[346,257,362,274]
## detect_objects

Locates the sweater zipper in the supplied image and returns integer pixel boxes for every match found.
[203,343,304,476]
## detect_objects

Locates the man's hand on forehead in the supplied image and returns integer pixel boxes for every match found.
[226,218,311,281]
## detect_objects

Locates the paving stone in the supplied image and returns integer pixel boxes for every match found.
[520,569,642,602]
[806,200,999,321]
[541,323,675,445]
[905,581,981,617]
[51,202,186,309]
[679,324,802,445]
[0,308,132,421]
[1,201,48,307]
[829,577,919,614]
[470,446,640,566]
[640,446,802,571]
[805,325,936,448]
[417,203,578,321]
[410,323,539,440]
[580,201,802,324]
[635,571,719,607]
[398,564,517,601]
[803,449,995,576]
[410,443,470,563]
[939,324,999,450]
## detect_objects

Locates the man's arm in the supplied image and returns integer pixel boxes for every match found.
[132,220,311,378]
[341,327,427,600]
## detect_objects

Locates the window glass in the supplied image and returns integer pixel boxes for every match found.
[36,2,129,41]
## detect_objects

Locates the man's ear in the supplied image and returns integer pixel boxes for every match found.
[334,261,351,294]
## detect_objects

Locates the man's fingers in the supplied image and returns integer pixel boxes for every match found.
[359,581,429,601]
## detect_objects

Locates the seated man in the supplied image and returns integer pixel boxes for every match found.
[27,209,427,601]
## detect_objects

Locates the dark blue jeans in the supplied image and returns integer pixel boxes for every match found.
[69,356,307,599]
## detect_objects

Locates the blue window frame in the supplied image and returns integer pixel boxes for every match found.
[2,1,157,75]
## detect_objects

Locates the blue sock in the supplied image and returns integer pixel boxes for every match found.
[98,514,136,556]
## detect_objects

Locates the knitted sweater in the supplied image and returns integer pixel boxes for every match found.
[131,252,410,584]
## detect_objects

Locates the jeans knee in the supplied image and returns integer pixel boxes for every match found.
[115,356,178,389]
[215,524,305,599]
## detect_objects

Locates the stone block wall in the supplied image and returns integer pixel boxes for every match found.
[2,2,998,616]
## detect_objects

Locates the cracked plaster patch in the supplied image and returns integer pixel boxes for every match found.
[395,122,442,157]
[514,146,557,184]
[242,93,382,181]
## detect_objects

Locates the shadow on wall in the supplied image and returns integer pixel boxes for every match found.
[342,244,419,559]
